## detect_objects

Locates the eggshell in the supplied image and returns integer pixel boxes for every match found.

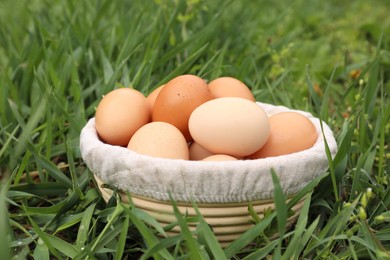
[189,142,213,160]
[189,97,270,157]
[146,85,164,112]
[127,122,189,160]
[208,77,255,101]
[247,112,318,159]
[95,88,149,146]
[152,74,212,141]
[202,154,238,161]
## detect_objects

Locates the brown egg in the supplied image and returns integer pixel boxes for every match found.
[95,88,149,146]
[189,97,270,157]
[127,122,189,160]
[152,74,212,141]
[146,85,164,112]
[202,154,238,161]
[189,142,213,160]
[208,77,255,101]
[247,112,318,159]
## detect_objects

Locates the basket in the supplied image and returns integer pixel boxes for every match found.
[80,102,337,246]
[94,176,305,247]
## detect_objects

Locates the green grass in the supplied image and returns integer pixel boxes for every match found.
[1,0,389,258]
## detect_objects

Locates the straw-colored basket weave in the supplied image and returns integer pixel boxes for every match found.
[94,176,305,247]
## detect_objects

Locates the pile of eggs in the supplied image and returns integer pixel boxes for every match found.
[94,75,318,161]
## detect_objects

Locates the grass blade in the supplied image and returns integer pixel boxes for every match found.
[282,193,312,259]
[299,216,320,258]
[122,202,174,260]
[305,198,359,255]
[364,57,380,115]
[89,202,123,253]
[33,242,50,260]
[26,207,64,259]
[76,202,96,249]
[271,169,287,251]
[133,207,167,237]
[10,182,68,197]
[169,195,203,259]
[320,65,337,123]
[306,64,321,114]
[287,172,328,208]
[42,233,80,258]
[242,240,279,260]
[75,220,125,259]
[29,145,73,189]
[141,235,183,260]
[318,118,339,201]
[0,181,11,260]
[192,202,226,259]
[224,212,276,258]
[115,215,129,260]
[54,212,84,234]
[360,220,390,258]
[13,90,49,164]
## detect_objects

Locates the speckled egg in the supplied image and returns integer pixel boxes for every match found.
[152,74,213,141]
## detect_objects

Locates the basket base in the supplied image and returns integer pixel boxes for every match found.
[94,175,304,247]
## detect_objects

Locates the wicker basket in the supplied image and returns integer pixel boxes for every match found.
[81,102,337,247]
[94,175,305,246]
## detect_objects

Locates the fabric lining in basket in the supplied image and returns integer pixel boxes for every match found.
[80,102,337,203]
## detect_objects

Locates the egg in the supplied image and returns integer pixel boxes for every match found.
[189,142,213,160]
[95,88,149,146]
[247,112,318,159]
[208,76,255,101]
[202,154,238,161]
[189,97,270,157]
[152,74,212,141]
[146,85,164,112]
[127,122,189,159]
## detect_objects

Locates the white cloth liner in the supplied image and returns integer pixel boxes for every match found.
[80,102,337,203]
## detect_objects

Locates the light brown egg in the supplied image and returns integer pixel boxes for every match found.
[202,154,238,161]
[152,74,213,141]
[189,142,213,160]
[247,112,318,159]
[127,122,189,160]
[208,77,255,101]
[189,97,270,157]
[146,85,164,112]
[95,88,149,146]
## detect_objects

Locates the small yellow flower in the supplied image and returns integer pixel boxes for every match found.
[358,207,367,220]
[361,193,368,208]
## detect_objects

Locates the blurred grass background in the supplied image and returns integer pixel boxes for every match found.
[1,0,389,258]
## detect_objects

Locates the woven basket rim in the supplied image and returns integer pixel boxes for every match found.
[94,175,298,207]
